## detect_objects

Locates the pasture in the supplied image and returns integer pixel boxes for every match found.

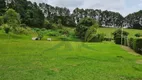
[0,28,142,80]
[0,38,142,80]
[98,28,142,38]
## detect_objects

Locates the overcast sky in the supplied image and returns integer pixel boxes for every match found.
[29,0,142,16]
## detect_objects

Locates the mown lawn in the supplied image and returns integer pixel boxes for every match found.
[0,39,142,80]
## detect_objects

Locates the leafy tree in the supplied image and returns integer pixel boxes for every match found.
[0,16,4,26]
[2,24,11,34]
[0,0,6,16]
[112,29,129,44]
[135,33,142,37]
[7,0,45,28]
[1,24,11,40]
[85,23,99,42]
[4,9,21,30]
[125,10,142,29]
[76,18,96,39]
[113,29,129,38]
[90,33,105,42]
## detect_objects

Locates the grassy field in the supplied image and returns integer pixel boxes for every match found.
[98,28,142,38]
[0,28,142,80]
[0,39,142,80]
[65,27,142,38]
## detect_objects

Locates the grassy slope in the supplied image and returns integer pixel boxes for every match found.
[98,28,142,38]
[0,32,142,80]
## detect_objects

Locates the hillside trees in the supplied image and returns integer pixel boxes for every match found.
[6,0,45,28]
[125,10,142,29]
[39,3,76,27]
[0,0,142,29]
[100,10,124,27]
[72,8,124,27]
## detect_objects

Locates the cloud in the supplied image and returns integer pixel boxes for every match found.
[28,0,142,16]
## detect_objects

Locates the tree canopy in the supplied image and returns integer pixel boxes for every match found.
[0,0,142,29]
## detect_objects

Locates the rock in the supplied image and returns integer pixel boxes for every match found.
[47,38,52,41]
[32,37,38,40]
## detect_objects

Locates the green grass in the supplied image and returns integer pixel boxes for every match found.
[0,38,142,80]
[0,29,142,80]
[98,28,142,38]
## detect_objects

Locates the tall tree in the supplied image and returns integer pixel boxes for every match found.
[76,18,96,39]
[0,0,6,16]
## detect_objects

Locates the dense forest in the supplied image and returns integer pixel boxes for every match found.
[0,0,142,29]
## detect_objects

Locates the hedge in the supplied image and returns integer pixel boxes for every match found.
[135,39,142,54]
[129,38,142,54]
[114,37,128,46]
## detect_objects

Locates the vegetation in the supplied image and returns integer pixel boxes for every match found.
[0,0,141,29]
[135,33,142,37]
[129,38,142,54]
[76,18,96,40]
[0,0,142,80]
[98,28,142,38]
[85,23,98,42]
[112,29,129,44]
[0,38,142,80]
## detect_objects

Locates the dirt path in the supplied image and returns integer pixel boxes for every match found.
[121,45,140,56]
[121,46,142,64]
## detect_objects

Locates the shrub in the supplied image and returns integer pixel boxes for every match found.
[1,24,11,34]
[90,33,105,42]
[135,39,142,54]
[104,37,112,41]
[85,23,98,42]
[135,33,142,37]
[20,24,26,27]
[58,29,69,36]
[114,38,124,44]
[46,30,60,37]
[128,38,142,54]
[44,20,57,29]
[0,16,4,26]
[112,29,129,45]
[129,38,136,49]
[76,18,96,39]
[33,28,44,40]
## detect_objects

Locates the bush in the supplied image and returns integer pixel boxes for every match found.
[58,29,69,36]
[1,24,11,34]
[128,38,142,54]
[135,33,142,37]
[33,28,44,40]
[104,37,112,41]
[85,23,98,42]
[90,33,105,42]
[76,18,96,39]
[135,39,142,54]
[46,30,60,37]
[129,38,136,49]
[112,29,129,45]
[44,20,57,29]
[0,16,4,26]
[114,38,124,44]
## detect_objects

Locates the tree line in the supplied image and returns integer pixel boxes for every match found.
[0,0,142,29]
